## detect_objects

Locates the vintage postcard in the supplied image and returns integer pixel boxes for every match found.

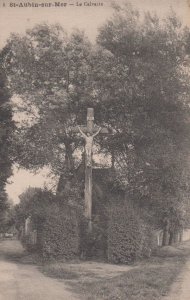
[1,0,190,299]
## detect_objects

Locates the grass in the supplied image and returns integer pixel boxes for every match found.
[68,257,185,300]
[42,263,99,280]
[41,241,190,300]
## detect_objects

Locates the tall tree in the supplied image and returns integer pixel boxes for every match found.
[0,53,14,229]
[3,24,93,180]
[92,3,190,244]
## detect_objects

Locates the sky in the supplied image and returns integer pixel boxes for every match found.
[0,0,190,48]
[1,0,190,203]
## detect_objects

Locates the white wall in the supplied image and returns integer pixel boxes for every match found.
[182,229,190,242]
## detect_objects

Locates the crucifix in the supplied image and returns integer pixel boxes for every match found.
[73,108,108,232]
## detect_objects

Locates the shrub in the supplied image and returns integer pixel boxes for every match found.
[41,203,80,261]
[17,187,82,261]
[108,203,154,264]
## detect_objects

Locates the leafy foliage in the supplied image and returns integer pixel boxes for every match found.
[15,186,82,260]
[94,4,190,241]
[108,202,155,264]
[0,54,14,229]
[3,24,93,176]
[41,204,80,261]
[3,3,190,249]
[14,187,54,230]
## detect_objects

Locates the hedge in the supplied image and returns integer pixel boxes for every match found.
[40,203,80,261]
[108,203,154,264]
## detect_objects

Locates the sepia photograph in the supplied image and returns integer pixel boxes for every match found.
[1,0,190,299]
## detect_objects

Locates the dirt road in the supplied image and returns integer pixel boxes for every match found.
[0,239,78,300]
[163,251,190,300]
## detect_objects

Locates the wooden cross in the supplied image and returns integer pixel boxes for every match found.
[72,108,108,232]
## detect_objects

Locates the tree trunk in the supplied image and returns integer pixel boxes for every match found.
[65,142,74,171]
[162,219,169,246]
[179,228,183,243]
[111,149,115,170]
[168,231,174,245]
[173,230,178,244]
[56,142,74,194]
[162,228,168,246]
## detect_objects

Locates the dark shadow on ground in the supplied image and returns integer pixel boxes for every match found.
[0,239,41,265]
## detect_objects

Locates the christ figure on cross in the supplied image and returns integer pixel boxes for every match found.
[78,126,101,167]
